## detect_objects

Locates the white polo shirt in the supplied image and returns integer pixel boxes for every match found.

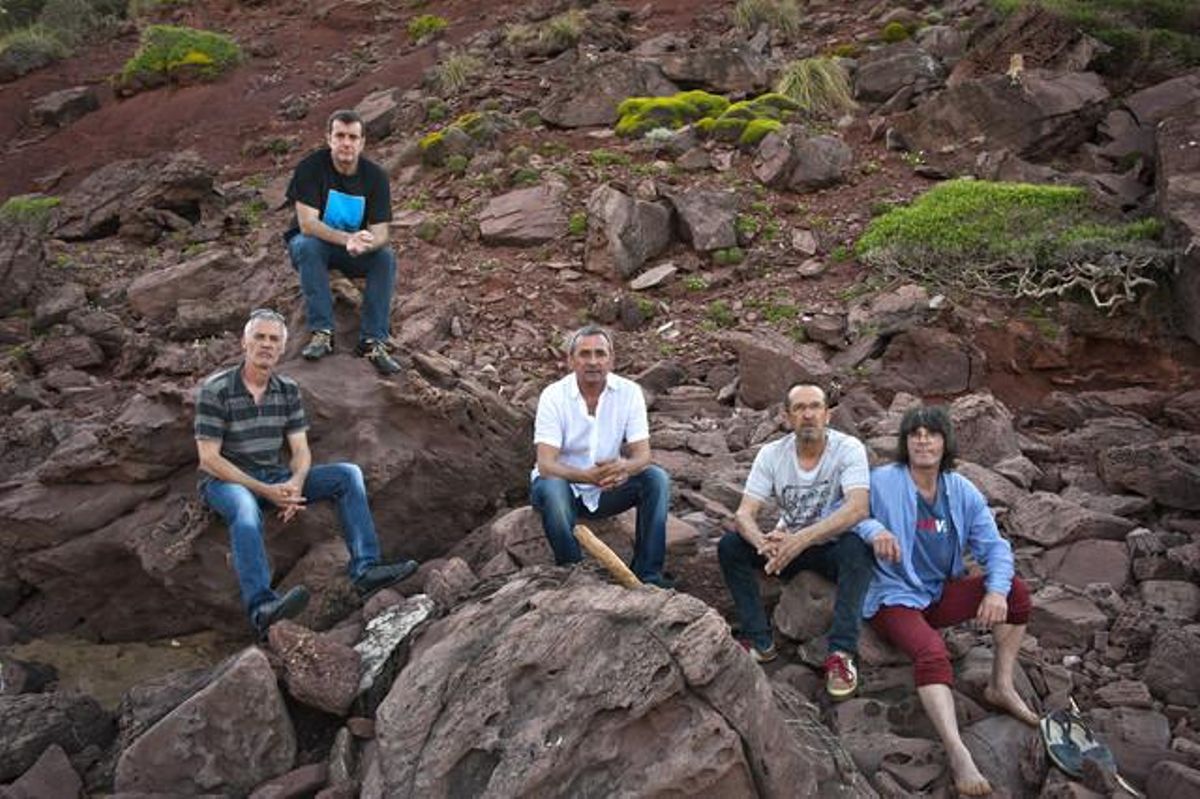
[531,372,650,511]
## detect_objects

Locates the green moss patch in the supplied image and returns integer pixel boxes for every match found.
[856,179,1169,308]
[616,90,797,149]
[116,24,239,91]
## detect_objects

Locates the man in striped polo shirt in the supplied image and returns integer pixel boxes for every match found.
[194,308,419,637]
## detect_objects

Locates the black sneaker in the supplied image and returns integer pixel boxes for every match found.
[356,339,401,375]
[251,585,310,638]
[353,559,419,599]
[302,330,334,360]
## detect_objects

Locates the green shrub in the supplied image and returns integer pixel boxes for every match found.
[704,299,736,329]
[432,50,482,95]
[683,275,708,291]
[117,24,240,89]
[589,148,632,168]
[0,193,60,229]
[510,167,540,187]
[0,23,68,69]
[880,21,910,43]
[445,153,469,175]
[731,0,802,39]
[775,57,856,115]
[407,13,446,43]
[1,0,49,31]
[568,211,587,236]
[856,179,1168,303]
[713,246,745,265]
[615,90,730,137]
[505,8,584,56]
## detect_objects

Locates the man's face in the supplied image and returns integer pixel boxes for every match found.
[568,334,613,391]
[243,318,286,370]
[328,119,365,172]
[785,385,830,443]
[906,426,945,471]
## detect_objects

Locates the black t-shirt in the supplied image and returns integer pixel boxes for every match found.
[285,148,392,240]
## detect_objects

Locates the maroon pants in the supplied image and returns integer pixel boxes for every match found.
[869,575,1031,686]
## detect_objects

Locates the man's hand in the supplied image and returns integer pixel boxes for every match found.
[592,459,630,490]
[975,591,1008,628]
[872,529,901,563]
[764,530,807,576]
[261,481,306,522]
[346,229,375,256]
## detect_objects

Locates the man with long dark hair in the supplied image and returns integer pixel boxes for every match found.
[859,405,1037,796]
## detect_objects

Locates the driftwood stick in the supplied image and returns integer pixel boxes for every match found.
[573,525,641,588]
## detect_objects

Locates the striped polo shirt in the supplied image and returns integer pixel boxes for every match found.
[193,363,308,481]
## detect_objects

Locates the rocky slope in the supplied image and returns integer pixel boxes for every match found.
[1,0,1199,795]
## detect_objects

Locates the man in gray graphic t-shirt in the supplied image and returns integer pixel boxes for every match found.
[718,382,875,699]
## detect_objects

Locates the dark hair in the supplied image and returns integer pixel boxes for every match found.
[566,324,613,356]
[897,406,957,472]
[783,379,839,410]
[327,109,365,134]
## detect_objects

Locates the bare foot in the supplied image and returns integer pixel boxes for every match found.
[984,685,1039,727]
[948,744,992,796]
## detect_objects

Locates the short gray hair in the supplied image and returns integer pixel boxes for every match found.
[243,308,288,345]
[566,324,613,356]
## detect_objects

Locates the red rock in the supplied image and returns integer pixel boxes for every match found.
[268,621,361,716]
[2,744,80,799]
[248,763,328,799]
[1148,761,1200,799]
[1036,540,1130,590]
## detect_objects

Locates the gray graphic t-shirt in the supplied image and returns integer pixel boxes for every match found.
[744,428,869,531]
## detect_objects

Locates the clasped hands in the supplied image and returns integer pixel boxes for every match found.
[758,529,806,575]
[586,459,631,490]
[345,229,376,256]
[262,480,306,523]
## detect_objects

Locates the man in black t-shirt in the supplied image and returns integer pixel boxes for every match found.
[285,109,400,375]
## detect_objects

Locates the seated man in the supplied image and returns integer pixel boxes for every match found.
[859,406,1037,797]
[718,382,873,699]
[194,308,418,637]
[285,108,400,375]
[530,324,671,587]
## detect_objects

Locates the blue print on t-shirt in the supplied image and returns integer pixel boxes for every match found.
[323,189,366,232]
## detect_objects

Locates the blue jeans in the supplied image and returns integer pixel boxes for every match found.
[287,233,396,343]
[201,463,382,616]
[530,465,670,584]
[718,529,875,654]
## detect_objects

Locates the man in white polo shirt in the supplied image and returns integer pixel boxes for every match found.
[530,324,671,587]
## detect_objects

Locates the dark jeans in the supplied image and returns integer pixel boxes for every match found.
[530,466,670,584]
[718,529,875,654]
[287,233,396,343]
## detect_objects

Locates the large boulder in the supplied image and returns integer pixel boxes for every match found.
[646,45,769,94]
[370,571,847,797]
[854,43,945,105]
[1158,105,1200,345]
[892,70,1109,162]
[8,351,533,641]
[53,150,220,243]
[664,187,738,252]
[585,185,672,278]
[1005,492,1135,548]
[1097,435,1200,511]
[0,217,46,314]
[1143,628,1200,705]
[725,330,832,411]
[539,54,677,128]
[0,693,113,782]
[752,129,853,193]
[875,327,986,396]
[1036,539,1130,590]
[115,647,296,794]
[949,394,1021,467]
[478,184,568,246]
